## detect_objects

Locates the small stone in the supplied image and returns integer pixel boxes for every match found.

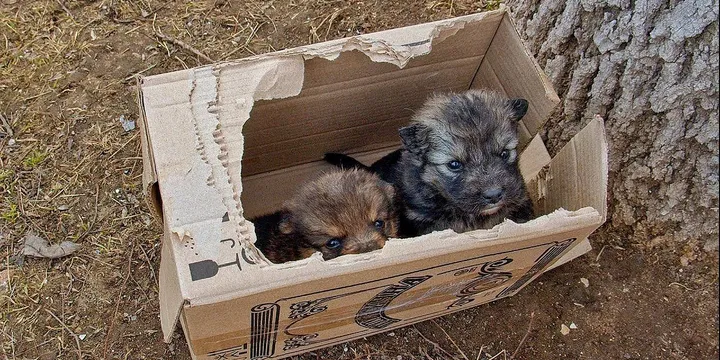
[560,324,570,335]
[0,269,11,292]
[580,277,590,288]
[78,334,86,340]
[8,138,16,146]
[57,205,70,211]
[569,322,578,329]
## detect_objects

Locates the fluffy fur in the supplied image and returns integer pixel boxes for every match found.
[251,169,399,263]
[325,89,534,236]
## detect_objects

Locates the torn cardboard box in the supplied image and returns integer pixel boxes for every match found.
[139,8,608,360]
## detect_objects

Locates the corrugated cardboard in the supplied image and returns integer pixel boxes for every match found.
[138,8,608,359]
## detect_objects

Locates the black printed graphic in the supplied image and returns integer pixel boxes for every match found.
[222,212,230,222]
[446,258,513,309]
[281,294,348,351]
[246,238,581,360]
[189,253,242,281]
[208,344,248,360]
[495,238,576,298]
[250,303,280,359]
[355,276,432,329]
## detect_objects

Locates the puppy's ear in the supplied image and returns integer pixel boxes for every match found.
[399,124,429,155]
[278,211,294,234]
[378,179,396,199]
[508,99,529,120]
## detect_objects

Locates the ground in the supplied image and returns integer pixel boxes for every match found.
[0,0,717,359]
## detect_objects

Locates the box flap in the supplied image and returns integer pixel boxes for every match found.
[471,14,560,147]
[137,78,163,220]
[518,134,552,180]
[159,228,185,343]
[530,115,609,221]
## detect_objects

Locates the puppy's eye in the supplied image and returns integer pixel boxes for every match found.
[447,160,463,171]
[325,238,343,249]
[500,150,510,160]
[373,220,385,229]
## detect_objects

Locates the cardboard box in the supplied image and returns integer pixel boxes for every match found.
[139,8,608,360]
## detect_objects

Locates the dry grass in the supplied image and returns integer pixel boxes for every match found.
[0,0,499,358]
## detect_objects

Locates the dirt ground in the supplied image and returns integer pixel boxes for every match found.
[0,0,717,359]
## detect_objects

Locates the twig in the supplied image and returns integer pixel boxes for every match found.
[669,282,694,291]
[487,350,507,360]
[413,326,455,359]
[431,320,469,360]
[109,132,138,159]
[0,113,13,137]
[476,346,484,360]
[103,244,135,359]
[138,244,157,287]
[509,312,535,360]
[45,309,82,359]
[595,245,606,262]
[56,0,76,20]
[220,21,264,60]
[22,90,53,102]
[153,30,214,63]
[419,346,434,360]
[123,63,158,82]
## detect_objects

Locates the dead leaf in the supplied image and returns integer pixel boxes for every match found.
[21,233,81,259]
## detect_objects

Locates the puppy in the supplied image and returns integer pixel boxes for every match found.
[251,169,399,264]
[325,89,533,236]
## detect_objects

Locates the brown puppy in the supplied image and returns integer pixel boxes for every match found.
[251,169,398,264]
[325,89,533,236]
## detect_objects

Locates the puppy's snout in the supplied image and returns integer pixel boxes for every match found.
[481,188,504,204]
[342,233,386,255]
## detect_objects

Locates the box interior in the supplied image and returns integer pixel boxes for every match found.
[241,14,559,219]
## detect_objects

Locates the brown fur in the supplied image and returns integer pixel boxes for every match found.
[251,169,398,263]
[325,89,534,236]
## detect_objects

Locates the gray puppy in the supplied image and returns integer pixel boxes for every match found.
[325,89,533,236]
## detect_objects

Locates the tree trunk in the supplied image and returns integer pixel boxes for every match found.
[506,0,719,253]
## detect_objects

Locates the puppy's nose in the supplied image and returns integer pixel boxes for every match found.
[482,188,504,204]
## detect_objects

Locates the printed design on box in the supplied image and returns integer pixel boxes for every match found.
[249,304,280,359]
[355,275,433,329]
[495,238,576,299]
[279,286,393,351]
[188,213,259,282]
[207,343,248,360]
[240,238,579,359]
[445,258,513,309]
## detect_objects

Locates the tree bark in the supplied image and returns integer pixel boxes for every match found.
[506,0,719,252]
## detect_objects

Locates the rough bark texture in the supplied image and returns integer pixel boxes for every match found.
[506,0,719,252]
